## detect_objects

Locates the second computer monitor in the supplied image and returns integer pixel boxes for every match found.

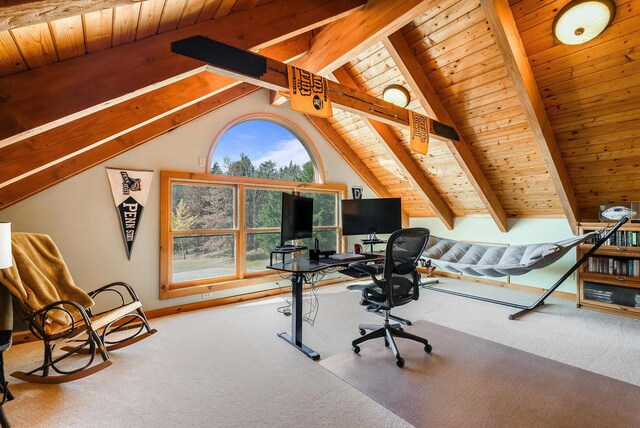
[341,198,402,237]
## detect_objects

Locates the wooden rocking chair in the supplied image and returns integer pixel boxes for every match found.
[0,233,157,384]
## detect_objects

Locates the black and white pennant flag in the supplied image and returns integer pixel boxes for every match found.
[106,168,153,260]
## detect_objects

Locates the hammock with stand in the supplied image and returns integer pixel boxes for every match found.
[420,217,629,320]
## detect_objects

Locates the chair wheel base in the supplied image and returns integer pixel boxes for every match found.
[425,344,433,353]
[352,345,360,354]
[396,357,405,368]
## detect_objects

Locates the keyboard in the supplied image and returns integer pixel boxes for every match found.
[329,253,366,261]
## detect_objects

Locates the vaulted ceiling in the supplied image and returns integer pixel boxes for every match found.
[0,0,638,234]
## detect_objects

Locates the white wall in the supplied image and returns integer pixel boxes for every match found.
[2,89,373,311]
[410,217,578,293]
[2,89,578,315]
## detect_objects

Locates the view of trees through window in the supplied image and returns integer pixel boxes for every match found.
[171,184,235,283]
[211,119,315,182]
[167,119,339,286]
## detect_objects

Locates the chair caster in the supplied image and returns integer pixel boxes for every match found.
[396,357,405,368]
[425,344,433,353]
[384,338,389,347]
[359,329,366,336]
[353,345,360,354]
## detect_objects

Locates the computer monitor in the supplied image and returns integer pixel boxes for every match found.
[341,198,402,238]
[280,192,313,247]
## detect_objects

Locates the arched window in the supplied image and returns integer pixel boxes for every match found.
[209,117,322,182]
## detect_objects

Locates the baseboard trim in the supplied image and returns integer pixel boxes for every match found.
[421,269,575,301]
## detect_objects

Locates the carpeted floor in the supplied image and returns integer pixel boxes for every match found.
[2,277,640,427]
[321,320,640,428]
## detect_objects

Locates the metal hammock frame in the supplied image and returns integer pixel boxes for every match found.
[421,217,630,320]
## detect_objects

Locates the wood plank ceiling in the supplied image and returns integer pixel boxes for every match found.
[0,0,638,229]
[0,0,278,76]
[513,0,640,221]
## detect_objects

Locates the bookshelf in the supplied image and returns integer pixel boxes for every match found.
[577,222,640,319]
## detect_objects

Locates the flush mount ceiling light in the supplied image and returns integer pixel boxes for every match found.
[552,0,616,45]
[382,84,410,108]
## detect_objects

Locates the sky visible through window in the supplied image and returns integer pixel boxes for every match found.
[211,120,311,169]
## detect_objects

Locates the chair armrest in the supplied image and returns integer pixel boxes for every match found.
[89,281,139,301]
[348,262,378,276]
[348,262,385,288]
[27,300,93,340]
[88,282,140,316]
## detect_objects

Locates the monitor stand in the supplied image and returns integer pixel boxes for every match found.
[361,232,384,253]
[275,244,307,251]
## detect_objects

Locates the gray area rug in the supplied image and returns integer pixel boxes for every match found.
[321,320,640,428]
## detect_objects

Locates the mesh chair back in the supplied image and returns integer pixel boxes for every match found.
[383,228,430,307]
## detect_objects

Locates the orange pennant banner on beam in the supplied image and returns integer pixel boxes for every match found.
[287,65,333,118]
[409,111,430,155]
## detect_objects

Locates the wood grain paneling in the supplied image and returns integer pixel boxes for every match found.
[179,0,208,27]
[0,31,27,76]
[158,0,188,33]
[514,0,640,220]
[83,9,113,52]
[136,0,165,40]
[0,0,636,225]
[10,23,58,68]
[112,3,142,46]
[197,0,223,22]
[49,16,85,60]
[403,0,562,217]
[0,0,363,142]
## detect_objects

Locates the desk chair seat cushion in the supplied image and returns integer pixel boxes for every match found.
[0,233,94,334]
[361,276,416,310]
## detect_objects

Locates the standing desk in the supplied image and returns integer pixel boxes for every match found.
[267,253,383,360]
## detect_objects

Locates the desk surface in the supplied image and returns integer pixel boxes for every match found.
[267,253,383,273]
[267,258,329,273]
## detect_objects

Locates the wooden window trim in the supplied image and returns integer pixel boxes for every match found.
[160,170,347,300]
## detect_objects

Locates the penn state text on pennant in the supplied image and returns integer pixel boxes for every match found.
[106,168,154,260]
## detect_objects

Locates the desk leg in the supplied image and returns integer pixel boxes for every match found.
[277,273,320,360]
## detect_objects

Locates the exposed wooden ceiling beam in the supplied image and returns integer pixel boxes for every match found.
[383,30,508,233]
[332,66,454,230]
[270,0,437,106]
[482,0,580,234]
[0,82,260,210]
[294,0,437,76]
[305,115,410,227]
[0,33,309,208]
[0,0,364,142]
[172,36,460,142]
[0,0,143,31]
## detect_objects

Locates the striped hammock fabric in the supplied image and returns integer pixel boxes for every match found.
[421,232,596,277]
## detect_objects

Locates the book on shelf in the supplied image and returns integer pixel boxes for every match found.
[585,256,640,277]
[588,230,640,247]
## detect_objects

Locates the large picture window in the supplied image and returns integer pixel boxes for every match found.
[160,117,344,300]
[161,172,345,299]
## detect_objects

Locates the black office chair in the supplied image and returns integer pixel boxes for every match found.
[349,227,431,368]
